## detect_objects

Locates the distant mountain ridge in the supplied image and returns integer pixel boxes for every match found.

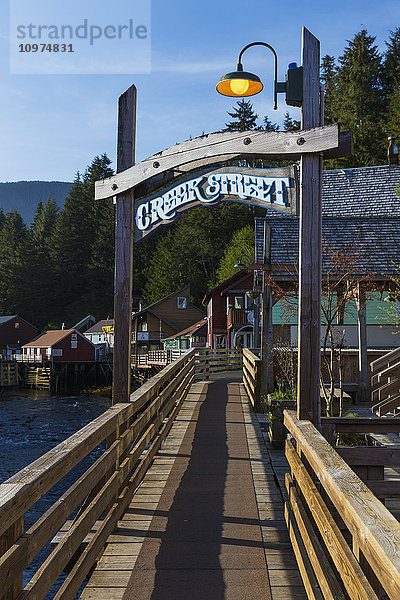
[0,181,73,224]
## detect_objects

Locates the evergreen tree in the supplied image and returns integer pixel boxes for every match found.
[143,203,262,306]
[215,225,255,284]
[320,55,337,124]
[27,199,60,327]
[383,28,400,92]
[50,154,114,325]
[382,28,400,141]
[331,29,385,166]
[283,112,300,131]
[262,115,279,131]
[224,99,259,131]
[0,210,28,317]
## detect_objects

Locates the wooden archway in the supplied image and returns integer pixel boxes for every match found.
[97,28,352,427]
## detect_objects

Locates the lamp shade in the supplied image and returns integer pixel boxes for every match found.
[216,70,263,97]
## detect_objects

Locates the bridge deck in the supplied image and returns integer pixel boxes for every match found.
[81,375,306,600]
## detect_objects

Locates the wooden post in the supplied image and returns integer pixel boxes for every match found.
[260,222,274,395]
[0,518,24,599]
[297,28,322,426]
[112,85,136,405]
[356,282,368,403]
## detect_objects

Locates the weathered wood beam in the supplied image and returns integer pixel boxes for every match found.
[95,124,340,201]
[356,282,368,403]
[113,85,136,405]
[297,27,322,425]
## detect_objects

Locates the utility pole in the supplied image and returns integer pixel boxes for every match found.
[297,28,322,426]
[113,85,136,405]
[260,221,274,395]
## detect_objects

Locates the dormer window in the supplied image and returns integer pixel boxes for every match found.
[177,297,187,309]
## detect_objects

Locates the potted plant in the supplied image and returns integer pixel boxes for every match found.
[263,382,296,448]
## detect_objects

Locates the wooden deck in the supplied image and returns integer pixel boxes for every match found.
[80,374,306,600]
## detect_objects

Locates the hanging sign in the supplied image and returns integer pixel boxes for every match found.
[134,165,298,242]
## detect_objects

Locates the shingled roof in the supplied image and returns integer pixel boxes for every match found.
[256,165,400,278]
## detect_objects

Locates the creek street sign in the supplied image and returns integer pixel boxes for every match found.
[134,165,298,242]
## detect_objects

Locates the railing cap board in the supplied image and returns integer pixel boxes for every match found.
[370,347,400,374]
[284,409,400,599]
[321,417,400,433]
[129,349,195,406]
[0,402,133,537]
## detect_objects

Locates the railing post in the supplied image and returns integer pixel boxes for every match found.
[0,518,24,599]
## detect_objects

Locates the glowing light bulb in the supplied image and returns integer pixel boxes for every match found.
[229,79,250,95]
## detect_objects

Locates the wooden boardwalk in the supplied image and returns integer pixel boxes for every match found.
[81,375,306,600]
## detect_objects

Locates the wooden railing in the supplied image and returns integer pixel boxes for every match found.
[284,409,400,600]
[371,347,400,415]
[242,348,262,410]
[227,308,248,328]
[0,350,196,600]
[195,348,242,378]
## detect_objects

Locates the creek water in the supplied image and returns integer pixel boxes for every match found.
[0,388,112,598]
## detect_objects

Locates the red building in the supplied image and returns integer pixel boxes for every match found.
[0,315,39,359]
[203,270,254,349]
[22,329,95,362]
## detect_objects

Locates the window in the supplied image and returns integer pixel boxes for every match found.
[53,349,63,357]
[71,333,77,340]
[177,297,187,309]
[14,322,20,329]
[234,296,244,309]
[71,341,78,349]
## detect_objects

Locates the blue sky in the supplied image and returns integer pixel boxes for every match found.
[0,0,398,182]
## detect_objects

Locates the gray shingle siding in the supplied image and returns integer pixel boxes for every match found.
[256,165,400,277]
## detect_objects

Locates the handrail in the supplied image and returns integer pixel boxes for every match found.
[370,347,400,415]
[284,409,400,599]
[0,349,196,600]
[195,348,242,379]
[242,348,262,410]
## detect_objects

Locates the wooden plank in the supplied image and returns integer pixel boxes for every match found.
[356,283,369,402]
[370,347,400,375]
[0,403,132,538]
[113,84,136,405]
[336,446,400,466]
[297,27,322,426]
[367,480,400,497]
[286,439,378,600]
[321,417,400,433]
[284,499,324,600]
[285,473,346,600]
[0,517,23,600]
[284,410,400,600]
[376,393,400,416]
[95,124,340,201]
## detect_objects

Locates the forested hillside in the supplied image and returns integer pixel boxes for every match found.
[0,27,399,329]
[0,181,72,223]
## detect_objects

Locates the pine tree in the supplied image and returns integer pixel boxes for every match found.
[263,115,279,131]
[382,28,400,141]
[27,199,60,327]
[49,154,114,324]
[331,29,385,166]
[216,225,255,284]
[0,210,28,317]
[283,112,300,131]
[224,99,259,131]
[383,28,400,92]
[320,55,337,124]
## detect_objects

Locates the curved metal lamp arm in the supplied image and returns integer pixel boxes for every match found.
[237,42,278,110]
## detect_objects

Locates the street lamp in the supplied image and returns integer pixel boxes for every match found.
[216,41,303,109]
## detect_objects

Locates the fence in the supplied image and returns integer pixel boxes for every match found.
[195,348,242,378]
[371,347,400,415]
[0,349,196,600]
[242,348,262,410]
[284,409,400,599]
